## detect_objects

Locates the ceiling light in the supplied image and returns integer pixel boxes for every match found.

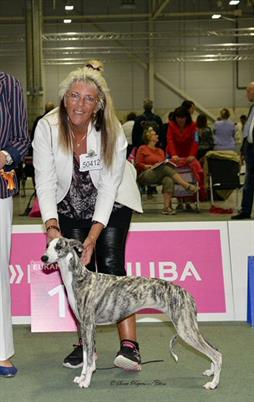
[211,14,222,19]
[63,19,72,24]
[121,0,136,9]
[65,5,74,11]
[229,0,240,5]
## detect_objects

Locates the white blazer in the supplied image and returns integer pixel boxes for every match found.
[32,108,143,226]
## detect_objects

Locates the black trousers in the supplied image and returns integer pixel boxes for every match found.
[59,215,130,277]
[241,142,254,215]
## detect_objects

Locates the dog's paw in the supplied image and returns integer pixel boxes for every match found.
[78,380,90,388]
[203,368,214,377]
[73,376,90,388]
[74,375,85,385]
[203,381,218,390]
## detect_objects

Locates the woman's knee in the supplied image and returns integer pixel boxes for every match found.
[161,176,174,193]
[138,172,154,186]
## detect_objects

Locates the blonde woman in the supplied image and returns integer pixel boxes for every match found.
[135,127,197,215]
[33,62,143,371]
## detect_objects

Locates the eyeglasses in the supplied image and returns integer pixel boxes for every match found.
[67,91,98,104]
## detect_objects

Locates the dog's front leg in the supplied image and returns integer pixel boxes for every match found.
[73,346,89,387]
[73,322,96,388]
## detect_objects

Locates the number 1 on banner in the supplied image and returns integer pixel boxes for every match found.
[48,284,66,318]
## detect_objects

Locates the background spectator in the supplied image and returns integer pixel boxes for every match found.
[132,99,163,149]
[161,111,174,152]
[213,108,236,151]
[122,112,136,158]
[135,126,197,215]
[181,99,196,117]
[232,82,254,220]
[196,113,214,161]
[235,114,247,153]
[166,106,205,201]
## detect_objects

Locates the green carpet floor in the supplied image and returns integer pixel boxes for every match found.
[1,322,254,402]
[13,181,240,225]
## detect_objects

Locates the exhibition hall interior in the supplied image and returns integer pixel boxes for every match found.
[1,1,254,402]
[1,0,253,221]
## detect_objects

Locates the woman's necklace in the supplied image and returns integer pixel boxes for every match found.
[75,134,86,147]
[70,128,87,148]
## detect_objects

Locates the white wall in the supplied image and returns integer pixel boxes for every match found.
[1,8,254,122]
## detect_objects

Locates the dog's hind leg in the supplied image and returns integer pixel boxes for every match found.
[169,333,216,376]
[174,308,222,390]
[73,322,96,388]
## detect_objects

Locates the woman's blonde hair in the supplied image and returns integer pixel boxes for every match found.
[58,64,119,168]
[142,126,156,144]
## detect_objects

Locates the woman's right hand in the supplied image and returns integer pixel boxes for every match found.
[46,227,61,242]
[45,219,61,242]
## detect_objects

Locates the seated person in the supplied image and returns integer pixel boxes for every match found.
[213,108,236,151]
[166,106,205,201]
[196,113,214,161]
[135,126,197,215]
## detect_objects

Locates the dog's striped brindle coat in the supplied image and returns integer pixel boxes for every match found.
[42,237,222,390]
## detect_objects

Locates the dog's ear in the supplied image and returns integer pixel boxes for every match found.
[69,239,84,257]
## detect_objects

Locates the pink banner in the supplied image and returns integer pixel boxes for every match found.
[31,266,78,332]
[125,230,225,313]
[10,228,226,331]
[10,233,46,316]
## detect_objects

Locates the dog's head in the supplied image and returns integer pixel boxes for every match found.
[41,237,84,264]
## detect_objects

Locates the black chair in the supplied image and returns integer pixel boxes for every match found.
[207,157,242,207]
[20,155,35,197]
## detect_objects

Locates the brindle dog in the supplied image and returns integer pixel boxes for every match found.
[41,237,222,390]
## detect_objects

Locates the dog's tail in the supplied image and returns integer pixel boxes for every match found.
[170,334,179,362]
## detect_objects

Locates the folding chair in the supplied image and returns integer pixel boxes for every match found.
[207,157,242,208]
[173,165,200,212]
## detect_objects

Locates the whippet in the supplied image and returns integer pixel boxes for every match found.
[41,237,222,390]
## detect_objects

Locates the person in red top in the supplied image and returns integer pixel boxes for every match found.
[166,106,198,160]
[135,126,197,215]
[166,106,206,200]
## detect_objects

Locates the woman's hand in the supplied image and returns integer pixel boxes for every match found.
[46,227,61,242]
[172,155,180,163]
[0,151,7,168]
[82,222,103,265]
[82,235,96,265]
[186,155,195,163]
[45,219,61,242]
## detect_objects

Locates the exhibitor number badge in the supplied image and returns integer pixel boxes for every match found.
[79,153,102,172]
